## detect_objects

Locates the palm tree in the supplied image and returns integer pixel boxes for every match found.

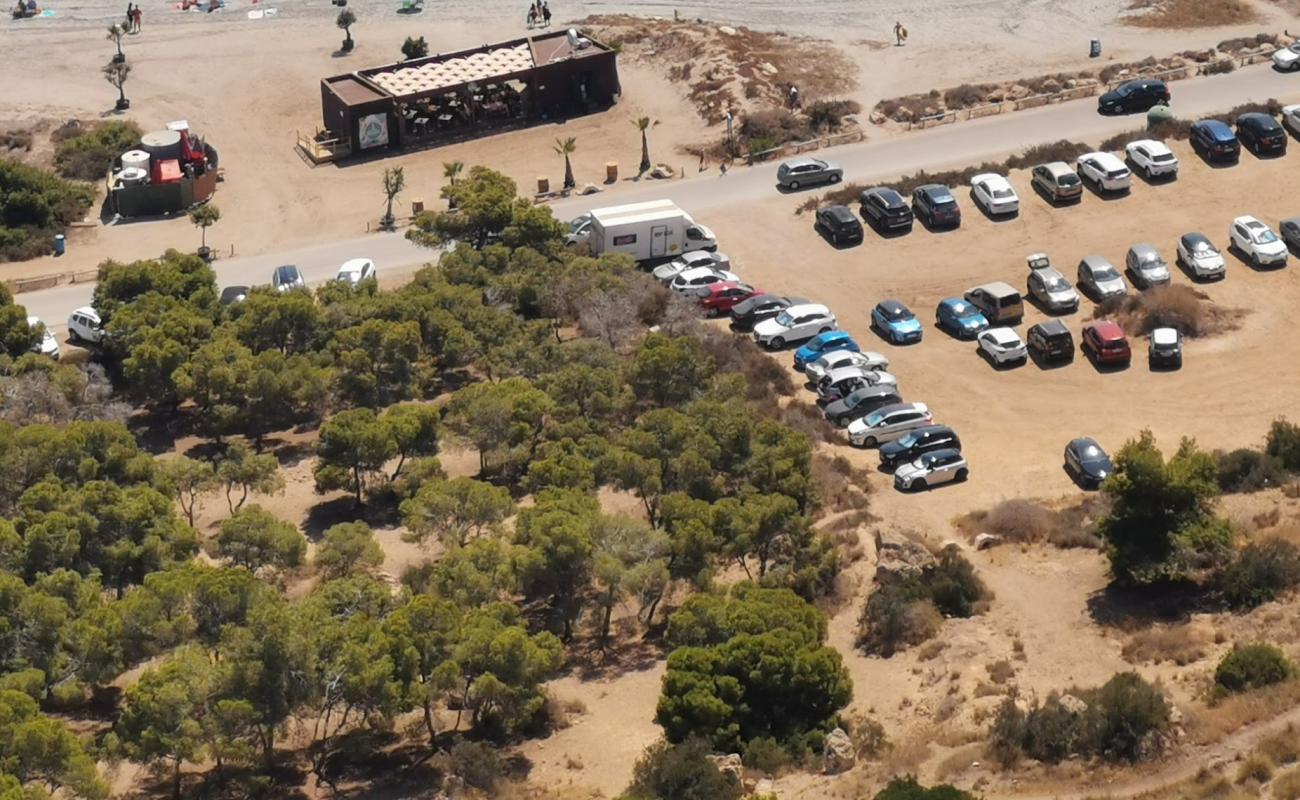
[553,137,576,190]
[336,9,356,52]
[107,23,126,62]
[633,116,659,174]
[103,60,131,111]
[381,166,405,229]
[442,160,464,186]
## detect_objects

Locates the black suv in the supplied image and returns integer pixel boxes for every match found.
[911,184,961,229]
[1097,79,1170,115]
[1026,319,1074,363]
[860,187,914,233]
[1236,112,1287,156]
[879,425,962,471]
[815,205,864,245]
[729,294,804,332]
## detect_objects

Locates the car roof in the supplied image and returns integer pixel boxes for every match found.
[1238,111,1279,126]
[1033,266,1066,280]
[924,448,962,461]
[971,280,1019,296]
[339,257,373,271]
[1089,320,1126,339]
[676,266,726,279]
[782,157,823,169]
[907,424,954,438]
[72,306,99,319]
[827,365,874,380]
[1069,437,1102,452]
[1128,243,1159,258]
[872,401,928,417]
[1038,161,1073,175]
[275,264,299,276]
[971,172,1010,188]
[1151,327,1180,344]
[983,327,1022,344]
[1127,138,1171,154]
[1080,254,1114,270]
[916,184,954,198]
[707,280,745,294]
[784,304,831,319]
[850,384,899,399]
[821,204,856,221]
[1080,151,1125,166]
[1233,215,1265,227]
[1196,119,1235,137]
[1181,231,1210,246]
[1030,319,1070,335]
[940,297,976,312]
[878,299,909,314]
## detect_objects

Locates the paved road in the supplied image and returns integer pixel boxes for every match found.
[22,61,1300,329]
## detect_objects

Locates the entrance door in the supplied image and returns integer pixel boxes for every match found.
[650,225,668,257]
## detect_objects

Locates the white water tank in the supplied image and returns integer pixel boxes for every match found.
[119,167,148,186]
[121,150,150,171]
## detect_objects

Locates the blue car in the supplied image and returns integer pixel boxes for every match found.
[871,300,923,344]
[1190,119,1240,162]
[793,330,858,369]
[935,297,989,339]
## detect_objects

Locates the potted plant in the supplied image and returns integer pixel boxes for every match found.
[337,9,356,53]
[189,203,220,260]
[107,23,126,63]
[103,60,131,111]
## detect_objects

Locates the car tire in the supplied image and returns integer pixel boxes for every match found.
[68,329,81,344]
[913,479,927,491]
[789,180,801,190]
[828,174,841,184]
[831,232,839,245]
[771,336,785,349]
[955,468,968,483]
[863,436,877,448]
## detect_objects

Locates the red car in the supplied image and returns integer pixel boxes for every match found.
[1081,321,1131,366]
[700,281,761,316]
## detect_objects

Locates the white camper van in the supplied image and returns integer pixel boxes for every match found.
[587,201,717,263]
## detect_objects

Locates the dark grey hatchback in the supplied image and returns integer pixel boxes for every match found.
[815,205,864,245]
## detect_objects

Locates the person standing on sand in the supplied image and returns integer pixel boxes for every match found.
[132,5,141,31]
[125,3,133,27]
[541,1,551,27]
[894,21,907,46]
[526,5,535,27]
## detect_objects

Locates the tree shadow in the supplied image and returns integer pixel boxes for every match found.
[302,496,399,539]
[126,407,204,455]
[1085,580,1209,629]
[562,631,667,681]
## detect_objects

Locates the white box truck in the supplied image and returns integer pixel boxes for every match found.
[587,200,718,263]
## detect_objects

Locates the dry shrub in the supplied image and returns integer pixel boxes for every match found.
[694,330,795,399]
[739,108,810,151]
[973,682,1003,698]
[1236,753,1274,784]
[1126,0,1256,29]
[771,401,839,444]
[1276,766,1300,800]
[943,83,996,110]
[805,98,861,133]
[1255,508,1283,530]
[1216,32,1281,53]
[987,660,1015,685]
[1096,284,1244,339]
[917,640,947,662]
[1121,623,1211,665]
[810,455,873,516]
[1257,725,1300,766]
[1286,483,1300,500]
[1005,140,1094,169]
[934,694,963,723]
[956,498,1101,549]
[1185,678,1300,745]
[0,129,33,152]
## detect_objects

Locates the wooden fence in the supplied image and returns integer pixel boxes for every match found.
[744,129,867,164]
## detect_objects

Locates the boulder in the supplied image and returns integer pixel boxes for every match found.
[759,61,778,75]
[1057,694,1088,715]
[874,529,935,580]
[1006,85,1031,101]
[718,24,736,35]
[707,753,743,783]
[974,533,1001,551]
[755,778,775,794]
[823,727,855,774]
[650,164,676,179]
[580,183,601,195]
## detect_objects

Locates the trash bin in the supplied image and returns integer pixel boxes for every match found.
[537,176,550,194]
[53,234,65,256]
[411,197,424,215]
[1090,38,1101,58]
[605,161,618,182]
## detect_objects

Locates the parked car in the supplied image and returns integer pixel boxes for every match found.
[1176,232,1226,280]
[1026,256,1079,313]
[804,349,889,382]
[1030,162,1083,203]
[1124,139,1179,179]
[912,184,962,228]
[272,264,305,292]
[963,281,1024,325]
[700,281,760,316]
[894,448,968,491]
[824,384,904,427]
[1026,319,1074,363]
[1125,244,1171,288]
[1076,151,1132,193]
[1280,218,1300,252]
[970,173,1020,216]
[935,297,989,338]
[670,266,741,296]
[1064,437,1112,489]
[67,307,105,344]
[27,317,59,360]
[815,205,864,245]
[1149,326,1183,369]
[1237,112,1287,156]
[848,402,933,448]
[1081,321,1131,366]
[754,303,836,349]
[1097,78,1169,114]
[880,425,962,471]
[1076,255,1128,300]
[652,250,732,283]
[220,285,249,305]
[1229,215,1288,267]
[1190,119,1240,162]
[1283,104,1300,137]
[871,299,923,344]
[977,327,1027,367]
[777,157,842,190]
[563,213,593,247]
[1273,41,1300,71]
[336,258,376,286]
[730,294,804,332]
[793,330,857,369]
[817,367,898,403]
[859,187,914,232]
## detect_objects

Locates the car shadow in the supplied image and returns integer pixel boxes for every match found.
[1225,243,1288,272]
[813,223,863,249]
[1191,148,1240,169]
[1025,294,1079,318]
[1125,161,1179,187]
[914,213,962,234]
[1080,180,1132,201]
[1174,254,1226,283]
[976,347,1025,371]
[1244,146,1288,161]
[1148,357,1182,373]
[1083,351,1131,373]
[864,214,914,239]
[1030,182,1083,208]
[968,194,1020,223]
[1028,348,1073,370]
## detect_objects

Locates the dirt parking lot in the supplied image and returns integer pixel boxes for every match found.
[705,136,1300,526]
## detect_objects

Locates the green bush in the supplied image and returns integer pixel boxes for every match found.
[858,548,988,656]
[873,776,977,800]
[741,736,790,773]
[1267,418,1300,472]
[1216,538,1300,609]
[805,99,862,132]
[1216,448,1289,493]
[446,740,503,790]
[0,157,96,261]
[53,120,142,180]
[1215,644,1294,694]
[625,737,741,800]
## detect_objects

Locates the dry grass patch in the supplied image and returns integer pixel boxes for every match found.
[1276,765,1300,800]
[1186,678,1300,745]
[811,454,873,515]
[1258,724,1300,765]
[955,497,1104,549]
[1122,623,1212,665]
[1096,284,1246,340]
[1126,0,1257,28]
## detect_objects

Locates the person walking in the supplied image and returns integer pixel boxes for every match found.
[124,2,133,27]
[894,21,907,46]
[526,4,536,27]
[132,4,142,31]
[541,0,550,27]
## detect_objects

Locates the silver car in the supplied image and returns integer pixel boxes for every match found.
[804,349,890,382]
[1125,244,1171,289]
[1026,265,1079,313]
[817,366,898,400]
[847,402,933,448]
[1077,255,1128,300]
[1176,233,1225,280]
[272,264,305,293]
[652,250,732,283]
[777,157,843,191]
[894,448,968,491]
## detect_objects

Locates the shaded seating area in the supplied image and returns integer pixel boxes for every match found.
[396,81,526,141]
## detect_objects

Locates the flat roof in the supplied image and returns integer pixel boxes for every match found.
[326,75,388,105]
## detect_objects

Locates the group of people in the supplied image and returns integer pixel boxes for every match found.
[123,2,142,31]
[525,0,550,28]
[10,0,38,18]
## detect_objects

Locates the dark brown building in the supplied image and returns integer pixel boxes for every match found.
[317,29,620,159]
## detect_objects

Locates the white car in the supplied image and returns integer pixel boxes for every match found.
[977,327,1027,366]
[817,366,898,398]
[651,250,731,283]
[753,303,836,349]
[563,213,592,246]
[669,266,741,296]
[1124,140,1179,179]
[1176,232,1226,280]
[272,264,305,293]
[1273,42,1300,71]
[1077,152,1132,192]
[27,316,59,360]
[894,448,968,491]
[847,402,933,448]
[969,173,1019,216]
[1283,104,1300,137]
[1230,216,1288,267]
[67,306,105,344]
[336,258,377,285]
[804,349,890,381]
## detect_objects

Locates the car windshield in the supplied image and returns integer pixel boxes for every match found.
[1093,266,1120,281]
[1116,84,1135,97]
[1254,229,1279,244]
[1192,240,1214,253]
[897,431,920,447]
[275,267,297,282]
[930,190,954,203]
[774,312,795,327]
[568,217,589,232]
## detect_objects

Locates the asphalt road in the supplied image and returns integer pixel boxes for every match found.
[23,61,1300,330]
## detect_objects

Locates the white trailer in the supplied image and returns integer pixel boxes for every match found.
[587,200,717,263]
